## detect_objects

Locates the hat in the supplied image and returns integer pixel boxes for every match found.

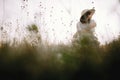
[81,8,95,16]
[81,9,89,16]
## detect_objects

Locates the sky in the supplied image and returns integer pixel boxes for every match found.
[0,0,120,45]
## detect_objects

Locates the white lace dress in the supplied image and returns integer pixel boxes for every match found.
[73,20,97,42]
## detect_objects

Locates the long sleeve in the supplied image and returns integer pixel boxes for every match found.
[76,22,81,32]
[89,20,96,29]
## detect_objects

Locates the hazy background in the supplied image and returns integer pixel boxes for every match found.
[0,0,120,45]
[0,1,120,80]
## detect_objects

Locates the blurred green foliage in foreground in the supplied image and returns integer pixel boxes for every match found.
[0,33,120,80]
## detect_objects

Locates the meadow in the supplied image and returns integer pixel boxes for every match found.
[0,25,120,80]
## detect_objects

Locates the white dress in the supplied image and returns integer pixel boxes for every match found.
[73,20,96,41]
[77,20,96,33]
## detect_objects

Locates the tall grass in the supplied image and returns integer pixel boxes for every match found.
[0,25,120,80]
